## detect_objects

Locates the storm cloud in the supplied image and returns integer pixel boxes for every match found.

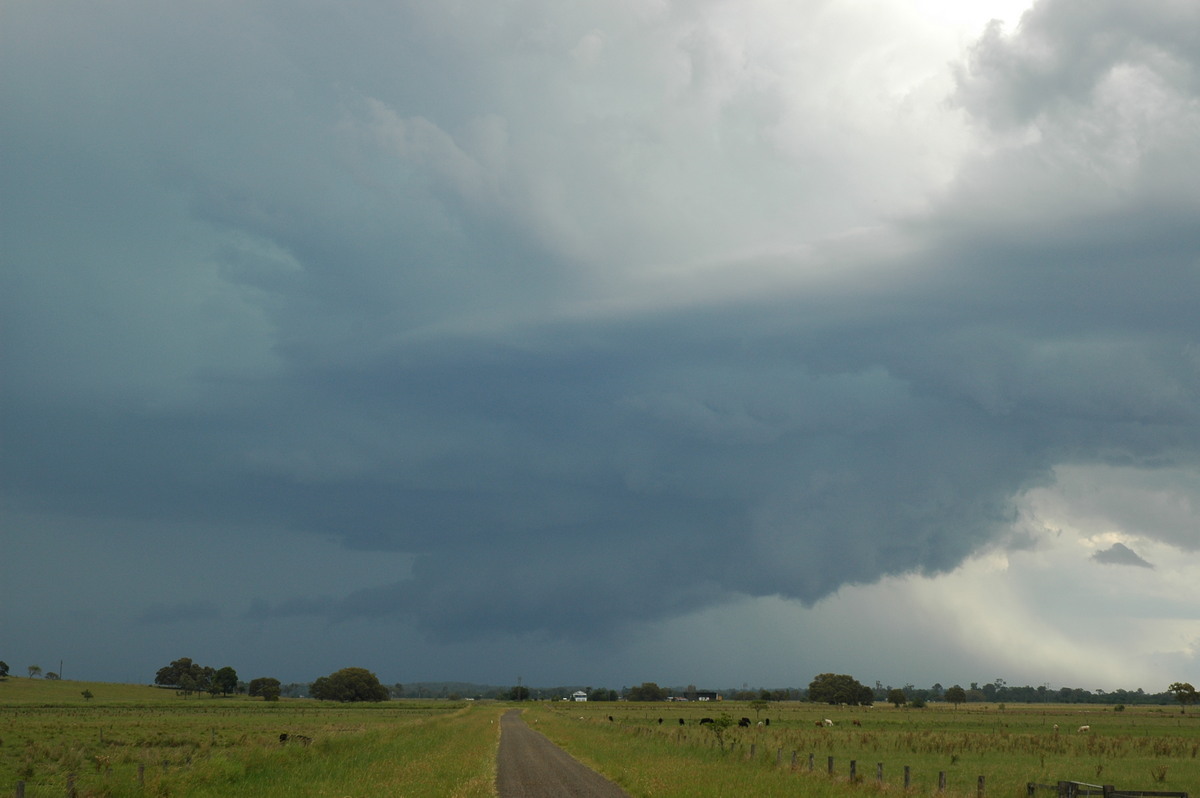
[3,0,1198,688]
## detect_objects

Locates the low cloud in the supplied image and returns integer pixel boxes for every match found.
[1092,543,1154,569]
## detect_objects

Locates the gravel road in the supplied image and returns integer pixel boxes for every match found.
[495,709,631,798]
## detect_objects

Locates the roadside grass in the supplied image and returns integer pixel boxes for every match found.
[522,700,1200,797]
[1,678,503,797]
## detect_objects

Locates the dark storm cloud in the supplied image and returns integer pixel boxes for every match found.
[139,601,223,625]
[1092,543,1154,569]
[3,0,1199,660]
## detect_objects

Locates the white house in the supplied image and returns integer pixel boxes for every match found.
[572,690,588,702]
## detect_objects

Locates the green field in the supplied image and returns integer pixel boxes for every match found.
[3,678,1197,797]
[0,678,502,797]
[519,699,1198,798]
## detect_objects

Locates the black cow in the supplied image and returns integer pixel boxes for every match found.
[738,717,751,727]
[699,717,714,725]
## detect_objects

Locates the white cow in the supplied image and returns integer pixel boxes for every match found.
[824,718,834,727]
[1077,725,1090,733]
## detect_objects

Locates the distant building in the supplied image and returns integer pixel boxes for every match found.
[572,690,588,702]
[681,689,720,702]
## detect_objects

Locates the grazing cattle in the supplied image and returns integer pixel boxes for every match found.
[679,718,685,725]
[1077,725,1090,733]
[700,717,714,725]
[815,721,824,727]
[1053,724,1059,733]
[608,716,614,722]
[764,718,770,726]
[824,719,834,727]
[852,720,862,727]
[658,717,663,724]
[738,717,751,727]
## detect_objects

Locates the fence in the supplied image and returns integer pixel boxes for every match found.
[1028,781,1189,798]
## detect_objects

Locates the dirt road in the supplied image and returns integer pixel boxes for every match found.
[496,709,631,798]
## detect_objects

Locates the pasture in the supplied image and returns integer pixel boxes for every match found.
[0,678,501,797]
[520,699,1199,798]
[2,677,1196,797]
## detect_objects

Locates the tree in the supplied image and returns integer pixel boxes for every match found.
[808,673,873,706]
[0,661,9,678]
[702,713,735,750]
[81,689,94,701]
[508,685,530,701]
[248,677,282,699]
[309,667,389,702]
[627,682,668,701]
[750,699,769,719]
[887,688,907,708]
[945,685,967,708]
[1167,682,1198,713]
[28,665,42,679]
[213,666,239,696]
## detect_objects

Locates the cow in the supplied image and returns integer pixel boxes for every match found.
[824,719,834,727]
[1077,725,1090,733]
[700,717,714,725]
[738,717,751,727]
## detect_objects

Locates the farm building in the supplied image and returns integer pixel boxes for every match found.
[572,691,588,702]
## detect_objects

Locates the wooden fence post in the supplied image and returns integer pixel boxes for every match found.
[791,750,797,769]
[16,781,25,798]
[939,771,947,792]
[828,756,835,775]
[138,764,145,785]
[877,762,884,783]
[904,765,911,789]
[67,772,77,798]
[978,775,986,798]
[749,743,756,760]
[808,753,814,771]
[850,760,857,782]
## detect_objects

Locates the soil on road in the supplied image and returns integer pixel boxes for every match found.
[496,709,631,798]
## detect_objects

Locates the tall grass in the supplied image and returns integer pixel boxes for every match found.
[1,678,504,797]
[521,700,1200,798]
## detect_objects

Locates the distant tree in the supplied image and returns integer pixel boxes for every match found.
[310,667,389,702]
[156,658,203,688]
[45,672,60,681]
[248,677,282,698]
[81,689,94,701]
[887,688,907,708]
[1167,682,1198,713]
[0,661,8,679]
[808,673,873,706]
[213,667,239,696]
[750,699,769,719]
[507,685,530,701]
[627,682,668,701]
[28,665,42,679]
[945,685,967,708]
[588,688,618,701]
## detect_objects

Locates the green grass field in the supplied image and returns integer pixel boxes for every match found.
[520,699,1199,798]
[3,678,1196,797]
[0,677,502,797]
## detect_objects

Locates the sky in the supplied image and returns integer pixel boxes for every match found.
[3,0,1199,693]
